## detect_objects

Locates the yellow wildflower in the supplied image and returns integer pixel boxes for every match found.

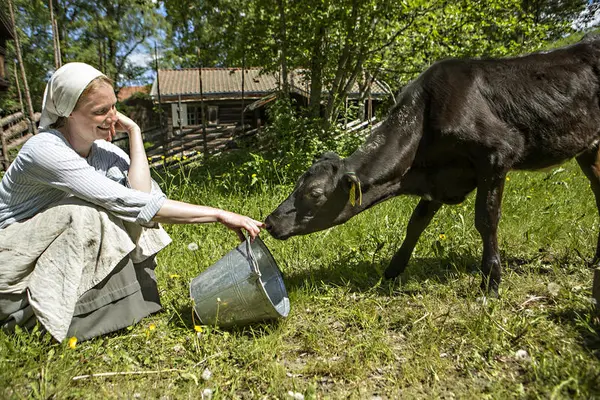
[506,176,510,181]
[169,274,181,279]
[149,323,156,331]
[68,337,77,349]
[194,325,203,333]
[439,233,447,240]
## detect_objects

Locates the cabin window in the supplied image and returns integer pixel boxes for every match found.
[186,104,218,126]
[207,106,218,125]
[187,105,199,126]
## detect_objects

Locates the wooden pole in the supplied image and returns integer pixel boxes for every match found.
[13,61,24,114]
[198,49,208,158]
[241,52,245,133]
[7,0,37,134]
[593,268,600,313]
[154,43,163,131]
[177,94,183,158]
[49,0,62,68]
[0,123,8,171]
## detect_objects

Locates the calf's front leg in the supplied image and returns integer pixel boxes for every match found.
[384,199,442,279]
[474,173,506,297]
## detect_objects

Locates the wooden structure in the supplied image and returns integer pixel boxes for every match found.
[150,67,390,133]
[0,6,15,92]
[0,111,40,170]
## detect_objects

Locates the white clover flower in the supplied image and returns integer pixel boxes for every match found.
[515,349,530,361]
[547,282,560,297]
[188,242,199,251]
[287,391,304,400]
[202,388,213,399]
[201,368,212,381]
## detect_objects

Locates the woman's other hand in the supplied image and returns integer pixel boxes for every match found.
[217,211,265,241]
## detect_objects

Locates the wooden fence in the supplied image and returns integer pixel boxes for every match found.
[1,116,379,172]
[0,112,41,171]
[112,123,250,169]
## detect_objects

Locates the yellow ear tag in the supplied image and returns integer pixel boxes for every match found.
[349,183,356,206]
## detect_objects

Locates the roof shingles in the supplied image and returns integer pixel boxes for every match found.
[151,67,389,100]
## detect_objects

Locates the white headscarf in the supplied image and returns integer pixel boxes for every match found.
[39,62,106,129]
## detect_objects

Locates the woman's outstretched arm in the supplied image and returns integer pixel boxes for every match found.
[153,199,265,240]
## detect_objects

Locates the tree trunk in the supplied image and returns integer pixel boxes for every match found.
[308,24,325,119]
[324,0,360,123]
[7,0,37,134]
[277,0,289,96]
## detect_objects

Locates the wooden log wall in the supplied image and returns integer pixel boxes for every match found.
[0,111,41,171]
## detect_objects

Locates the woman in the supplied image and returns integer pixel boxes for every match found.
[0,62,264,342]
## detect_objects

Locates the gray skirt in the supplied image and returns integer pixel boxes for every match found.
[0,255,162,341]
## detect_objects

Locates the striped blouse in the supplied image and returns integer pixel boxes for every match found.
[0,129,166,230]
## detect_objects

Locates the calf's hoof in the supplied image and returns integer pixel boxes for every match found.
[384,262,406,280]
[480,279,500,299]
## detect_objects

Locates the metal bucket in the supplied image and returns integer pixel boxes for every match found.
[189,236,290,328]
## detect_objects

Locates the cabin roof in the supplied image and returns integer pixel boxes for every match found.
[150,67,390,101]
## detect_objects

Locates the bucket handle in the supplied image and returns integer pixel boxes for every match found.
[245,236,261,277]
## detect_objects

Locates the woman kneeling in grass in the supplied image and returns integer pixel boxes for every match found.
[0,62,264,342]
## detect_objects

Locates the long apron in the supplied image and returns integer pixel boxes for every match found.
[0,197,171,341]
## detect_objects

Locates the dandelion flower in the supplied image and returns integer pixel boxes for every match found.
[161,155,165,159]
[187,242,199,251]
[148,323,156,331]
[251,173,257,178]
[194,325,203,333]
[506,176,510,181]
[439,233,447,240]
[68,337,77,349]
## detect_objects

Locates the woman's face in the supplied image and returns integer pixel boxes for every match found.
[68,82,117,142]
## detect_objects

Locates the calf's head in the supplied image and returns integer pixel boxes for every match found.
[266,152,363,239]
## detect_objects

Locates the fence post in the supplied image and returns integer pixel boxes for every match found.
[593,267,600,313]
[0,123,9,171]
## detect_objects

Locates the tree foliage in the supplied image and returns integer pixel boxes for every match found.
[1,0,598,120]
[0,0,165,114]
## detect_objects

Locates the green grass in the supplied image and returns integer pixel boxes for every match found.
[1,159,599,399]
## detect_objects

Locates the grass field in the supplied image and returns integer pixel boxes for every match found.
[1,158,599,399]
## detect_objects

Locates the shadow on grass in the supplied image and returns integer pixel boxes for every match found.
[282,251,483,295]
[548,306,600,361]
[281,250,555,296]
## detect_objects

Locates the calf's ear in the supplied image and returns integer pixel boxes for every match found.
[315,152,340,163]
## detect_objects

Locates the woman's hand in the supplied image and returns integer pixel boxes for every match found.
[111,111,140,138]
[217,210,265,241]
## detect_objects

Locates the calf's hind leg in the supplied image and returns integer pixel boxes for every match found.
[384,199,442,279]
[575,145,600,265]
